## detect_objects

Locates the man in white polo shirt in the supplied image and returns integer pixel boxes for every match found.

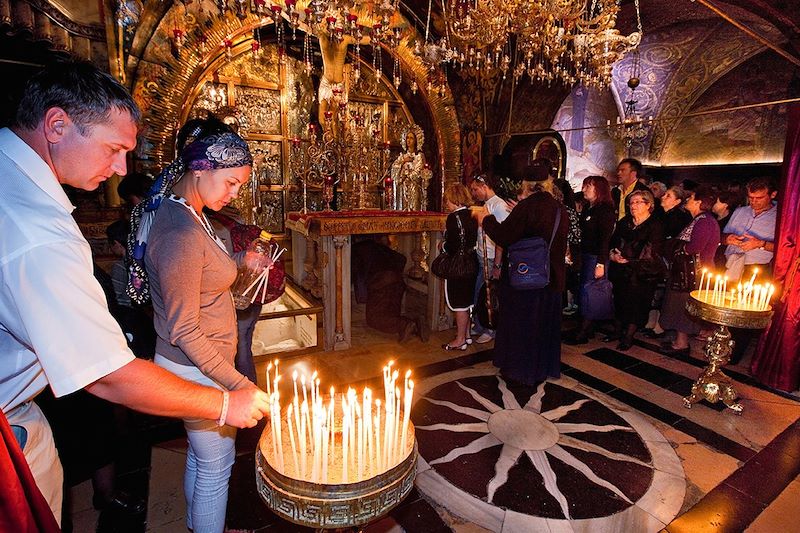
[0,62,269,523]
[469,174,511,343]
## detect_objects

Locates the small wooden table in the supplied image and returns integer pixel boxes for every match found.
[286,210,449,350]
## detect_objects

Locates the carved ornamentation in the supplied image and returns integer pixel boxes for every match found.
[248,140,283,186]
[235,86,282,135]
[129,7,460,203]
[256,444,417,528]
[24,0,105,40]
[219,46,281,84]
[309,214,447,237]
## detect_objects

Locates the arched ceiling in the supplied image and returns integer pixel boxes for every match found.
[119,0,800,168]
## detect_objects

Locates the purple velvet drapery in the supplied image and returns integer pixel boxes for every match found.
[751,103,800,392]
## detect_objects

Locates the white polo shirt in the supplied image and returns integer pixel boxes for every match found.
[477,194,511,262]
[0,127,134,412]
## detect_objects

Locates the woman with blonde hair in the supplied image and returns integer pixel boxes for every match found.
[439,183,478,350]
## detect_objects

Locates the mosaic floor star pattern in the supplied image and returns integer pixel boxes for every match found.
[411,364,686,531]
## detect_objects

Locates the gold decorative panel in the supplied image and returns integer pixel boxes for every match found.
[248,140,284,186]
[236,86,282,135]
[284,60,315,138]
[252,190,285,234]
[219,46,281,85]
[387,104,411,146]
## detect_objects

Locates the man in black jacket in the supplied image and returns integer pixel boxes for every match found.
[611,158,650,220]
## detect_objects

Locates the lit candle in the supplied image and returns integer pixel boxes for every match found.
[753,285,761,311]
[400,378,413,460]
[328,387,335,466]
[299,400,308,478]
[310,407,319,483]
[321,411,329,484]
[713,275,721,305]
[765,284,775,310]
[704,271,713,301]
[341,395,349,483]
[364,388,372,475]
[722,276,728,305]
[699,268,708,293]
[266,362,273,396]
[357,406,363,480]
[287,404,299,476]
[737,283,743,307]
[270,394,279,469]
[748,267,759,288]
[760,283,771,310]
[274,397,284,473]
[393,385,401,465]
[374,399,382,472]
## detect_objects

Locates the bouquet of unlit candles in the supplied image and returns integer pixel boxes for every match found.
[261,360,415,485]
[239,243,286,305]
[696,267,775,311]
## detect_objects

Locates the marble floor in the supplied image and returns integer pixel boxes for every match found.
[65,310,800,533]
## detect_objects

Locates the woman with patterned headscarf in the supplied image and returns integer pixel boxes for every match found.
[127,117,254,532]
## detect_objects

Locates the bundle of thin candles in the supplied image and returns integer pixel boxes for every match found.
[239,244,287,304]
[262,360,415,484]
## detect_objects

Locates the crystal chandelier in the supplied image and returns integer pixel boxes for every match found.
[443,0,643,86]
[166,0,403,72]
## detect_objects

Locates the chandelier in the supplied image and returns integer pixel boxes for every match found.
[443,0,643,86]
[166,0,403,70]
[608,73,652,152]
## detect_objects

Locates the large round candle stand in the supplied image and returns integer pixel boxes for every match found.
[256,424,417,530]
[684,290,773,414]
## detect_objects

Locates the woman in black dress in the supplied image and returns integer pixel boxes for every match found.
[607,190,666,351]
[441,183,478,350]
[474,161,568,384]
[565,175,616,344]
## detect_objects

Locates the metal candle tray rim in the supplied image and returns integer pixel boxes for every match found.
[687,290,773,329]
[256,425,418,529]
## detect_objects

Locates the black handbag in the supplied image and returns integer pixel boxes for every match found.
[579,277,614,320]
[431,213,477,281]
[668,241,699,292]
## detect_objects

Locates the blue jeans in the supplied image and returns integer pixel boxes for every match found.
[154,355,237,533]
[236,304,263,384]
[185,424,237,533]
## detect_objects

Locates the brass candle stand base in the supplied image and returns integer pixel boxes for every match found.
[683,291,773,414]
[256,425,417,530]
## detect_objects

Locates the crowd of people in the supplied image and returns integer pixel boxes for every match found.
[0,59,782,531]
[435,156,778,387]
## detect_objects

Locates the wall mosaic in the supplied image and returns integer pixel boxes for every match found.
[550,87,619,190]
[662,50,792,165]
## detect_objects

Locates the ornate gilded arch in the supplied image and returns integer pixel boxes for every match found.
[128,7,461,188]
